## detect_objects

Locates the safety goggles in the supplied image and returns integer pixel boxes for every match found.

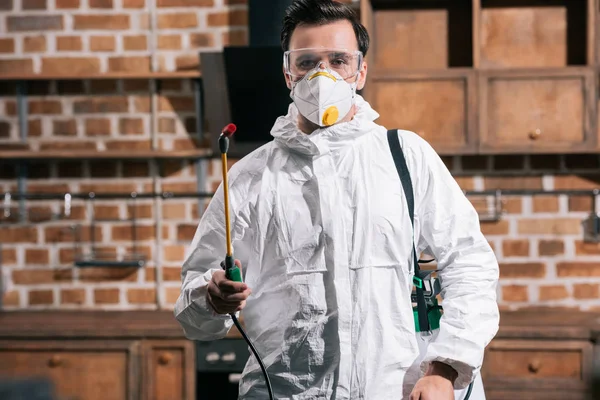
[283,48,363,81]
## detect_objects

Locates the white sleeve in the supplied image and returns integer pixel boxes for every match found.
[174,182,252,341]
[410,137,500,389]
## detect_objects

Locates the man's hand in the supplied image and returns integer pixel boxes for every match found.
[409,362,457,400]
[206,260,252,314]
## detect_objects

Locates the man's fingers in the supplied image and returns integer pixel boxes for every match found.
[221,288,252,302]
[218,279,248,293]
[409,389,421,400]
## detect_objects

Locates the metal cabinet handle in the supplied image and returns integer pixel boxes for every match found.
[48,355,62,368]
[528,129,542,140]
[158,353,173,365]
[528,359,541,374]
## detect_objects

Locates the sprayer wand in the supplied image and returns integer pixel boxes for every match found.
[218,123,273,399]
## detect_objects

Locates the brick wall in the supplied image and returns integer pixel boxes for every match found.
[2,0,600,313]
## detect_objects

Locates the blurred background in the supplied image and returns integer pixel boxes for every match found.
[0,0,600,399]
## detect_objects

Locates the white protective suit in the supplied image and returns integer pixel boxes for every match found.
[175,95,500,400]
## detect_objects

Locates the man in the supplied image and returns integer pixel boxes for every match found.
[175,0,500,399]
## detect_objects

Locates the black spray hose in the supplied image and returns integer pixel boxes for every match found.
[230,314,274,400]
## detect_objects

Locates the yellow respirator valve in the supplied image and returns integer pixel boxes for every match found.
[322,106,339,126]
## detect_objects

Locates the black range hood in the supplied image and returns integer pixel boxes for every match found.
[201,0,294,158]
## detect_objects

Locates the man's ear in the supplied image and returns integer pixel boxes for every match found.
[283,65,292,89]
[356,60,368,91]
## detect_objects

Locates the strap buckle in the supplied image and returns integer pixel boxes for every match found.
[413,276,423,289]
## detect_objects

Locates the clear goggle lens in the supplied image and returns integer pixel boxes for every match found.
[284,48,363,81]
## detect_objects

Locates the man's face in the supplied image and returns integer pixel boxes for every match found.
[284,20,368,90]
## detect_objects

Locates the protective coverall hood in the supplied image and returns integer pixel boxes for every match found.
[175,95,500,399]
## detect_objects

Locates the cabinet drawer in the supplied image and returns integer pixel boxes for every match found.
[479,68,595,153]
[482,339,593,391]
[142,340,195,400]
[369,70,477,155]
[0,340,139,400]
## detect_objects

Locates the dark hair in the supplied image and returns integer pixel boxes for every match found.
[281,0,370,56]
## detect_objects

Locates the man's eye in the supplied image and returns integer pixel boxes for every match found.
[331,58,347,66]
[298,60,317,69]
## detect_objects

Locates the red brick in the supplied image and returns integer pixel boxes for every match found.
[127,288,156,304]
[56,36,82,51]
[27,183,70,194]
[27,119,42,137]
[123,35,147,51]
[539,285,568,301]
[554,175,600,190]
[29,290,54,305]
[0,38,15,53]
[61,289,86,304]
[1,248,17,265]
[74,97,128,113]
[502,239,529,257]
[41,57,101,75]
[56,0,79,7]
[222,30,247,46]
[481,220,509,236]
[177,224,197,241]
[163,267,181,281]
[0,0,13,9]
[28,100,61,115]
[575,241,600,255]
[518,218,580,235]
[502,285,528,302]
[23,35,46,52]
[133,96,151,112]
[157,0,212,5]
[0,227,38,243]
[165,287,180,304]
[13,269,69,285]
[163,203,187,219]
[557,262,600,277]
[45,225,102,243]
[23,0,47,9]
[25,248,49,264]
[105,140,151,151]
[574,284,599,299]
[7,16,63,32]
[53,119,77,136]
[158,35,181,50]
[162,182,196,193]
[189,33,214,48]
[164,245,185,262]
[0,121,11,138]
[539,240,564,256]
[123,0,145,7]
[108,56,151,73]
[0,59,34,75]
[119,118,144,135]
[74,15,129,30]
[207,10,247,27]
[112,225,155,241]
[94,288,120,304]
[159,95,195,112]
[532,196,559,213]
[175,54,200,71]
[157,13,198,29]
[90,36,115,51]
[80,267,138,282]
[569,196,593,212]
[499,263,545,278]
[484,176,543,190]
[85,118,111,136]
[158,118,176,134]
[503,197,522,214]
[3,291,20,307]
[89,0,113,7]
[93,205,120,220]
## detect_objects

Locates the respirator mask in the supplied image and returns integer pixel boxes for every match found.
[284,48,363,127]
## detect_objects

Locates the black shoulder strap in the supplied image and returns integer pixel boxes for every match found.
[387,129,431,333]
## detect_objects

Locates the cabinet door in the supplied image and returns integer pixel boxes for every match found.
[479,68,596,153]
[142,340,195,400]
[367,70,477,155]
[0,340,140,400]
[482,339,593,397]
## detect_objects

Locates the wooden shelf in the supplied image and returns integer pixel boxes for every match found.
[0,71,201,81]
[0,149,212,160]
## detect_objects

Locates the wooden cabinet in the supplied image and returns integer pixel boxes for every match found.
[370,70,477,154]
[361,0,599,155]
[0,312,195,400]
[479,68,596,153]
[481,310,600,400]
